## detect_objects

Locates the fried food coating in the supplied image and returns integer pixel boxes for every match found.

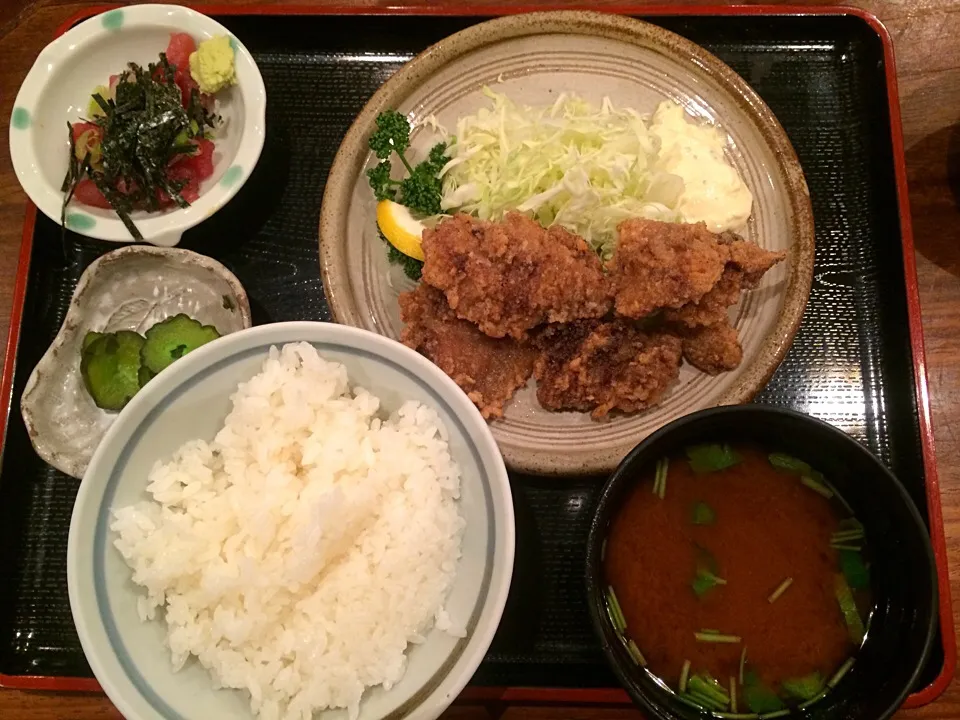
[681,322,744,375]
[726,236,788,287]
[399,284,537,420]
[607,219,729,318]
[533,320,683,419]
[661,233,787,328]
[663,267,744,328]
[404,215,783,421]
[420,212,611,340]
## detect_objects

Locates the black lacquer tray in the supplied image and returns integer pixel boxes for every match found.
[0,4,952,708]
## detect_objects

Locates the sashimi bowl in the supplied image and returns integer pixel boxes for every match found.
[68,322,514,720]
[9,4,266,246]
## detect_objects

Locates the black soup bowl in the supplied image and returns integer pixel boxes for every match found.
[585,405,937,720]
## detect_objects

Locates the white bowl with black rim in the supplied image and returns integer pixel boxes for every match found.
[67,322,515,720]
[9,4,266,246]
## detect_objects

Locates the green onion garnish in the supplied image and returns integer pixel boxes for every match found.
[676,694,702,711]
[800,475,834,498]
[830,543,863,552]
[831,528,865,542]
[742,671,784,714]
[781,672,825,700]
[687,691,727,711]
[798,688,829,710]
[695,631,742,643]
[626,639,646,666]
[692,568,727,597]
[730,676,738,713]
[654,457,669,499]
[678,694,714,711]
[834,574,865,644]
[770,453,836,499]
[739,646,747,685]
[839,549,870,589]
[768,452,812,474]
[758,711,790,720]
[716,715,761,719]
[688,674,731,706]
[838,517,863,531]
[767,577,793,604]
[679,660,691,693]
[687,443,741,473]
[606,586,626,633]
[692,500,716,525]
[828,658,855,688]
[704,673,728,691]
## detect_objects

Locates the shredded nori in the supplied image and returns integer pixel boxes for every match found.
[60,53,219,240]
[61,122,91,242]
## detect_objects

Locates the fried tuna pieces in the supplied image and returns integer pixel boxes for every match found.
[609,219,787,325]
[663,267,745,328]
[399,284,536,419]
[406,214,785,420]
[727,235,789,288]
[680,322,744,375]
[615,222,785,376]
[420,212,611,340]
[607,219,730,318]
[533,320,683,419]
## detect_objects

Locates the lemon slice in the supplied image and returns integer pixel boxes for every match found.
[376,199,426,261]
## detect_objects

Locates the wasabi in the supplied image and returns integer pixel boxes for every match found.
[189,35,237,95]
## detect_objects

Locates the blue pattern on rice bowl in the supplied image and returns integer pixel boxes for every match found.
[110,342,466,720]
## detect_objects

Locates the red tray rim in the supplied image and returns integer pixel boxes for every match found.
[0,1,953,710]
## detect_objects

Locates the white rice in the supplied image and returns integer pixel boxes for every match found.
[111,342,465,720]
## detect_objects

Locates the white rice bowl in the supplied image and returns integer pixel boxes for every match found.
[111,343,466,720]
[68,322,513,720]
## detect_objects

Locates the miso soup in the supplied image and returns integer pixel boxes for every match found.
[603,444,872,715]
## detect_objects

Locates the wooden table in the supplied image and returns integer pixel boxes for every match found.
[1,0,959,718]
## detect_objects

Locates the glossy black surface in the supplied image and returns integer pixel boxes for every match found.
[585,406,937,719]
[0,12,942,692]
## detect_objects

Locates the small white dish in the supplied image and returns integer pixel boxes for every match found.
[68,321,514,720]
[21,246,252,479]
[9,4,266,246]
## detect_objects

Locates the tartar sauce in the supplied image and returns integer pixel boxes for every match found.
[650,101,753,233]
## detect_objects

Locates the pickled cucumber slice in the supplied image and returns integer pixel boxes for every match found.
[82,331,105,351]
[140,314,220,375]
[80,330,145,411]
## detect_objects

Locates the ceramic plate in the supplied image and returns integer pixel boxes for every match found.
[21,246,252,479]
[319,11,815,475]
[69,322,513,720]
[9,4,266,246]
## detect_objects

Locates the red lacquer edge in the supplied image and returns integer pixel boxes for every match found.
[2,1,952,707]
[0,205,108,697]
[866,9,958,711]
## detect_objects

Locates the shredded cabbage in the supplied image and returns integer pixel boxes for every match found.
[439,88,686,258]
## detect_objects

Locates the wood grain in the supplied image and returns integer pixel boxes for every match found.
[1,1,959,718]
